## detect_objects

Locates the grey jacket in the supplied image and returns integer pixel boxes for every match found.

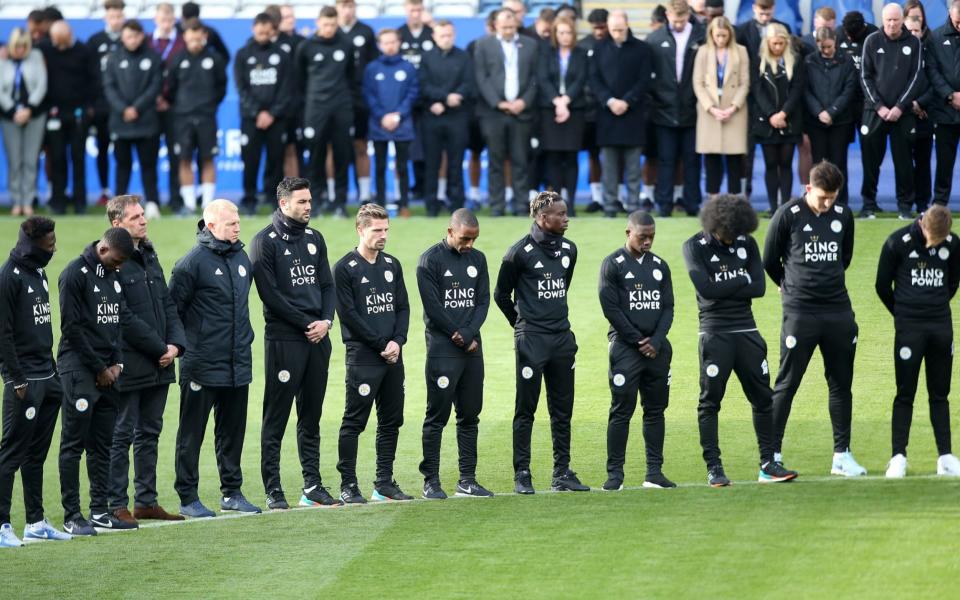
[0,50,47,116]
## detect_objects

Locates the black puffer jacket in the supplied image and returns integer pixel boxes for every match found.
[803,51,857,127]
[101,43,163,139]
[115,240,186,392]
[168,222,254,388]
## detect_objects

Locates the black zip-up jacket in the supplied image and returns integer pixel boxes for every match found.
[763,197,854,313]
[417,240,490,357]
[249,211,336,342]
[928,21,960,125]
[876,221,960,323]
[914,34,937,136]
[234,39,293,120]
[341,21,379,109]
[682,231,765,333]
[860,27,923,112]
[0,253,54,385]
[749,56,806,140]
[576,34,602,121]
[102,43,163,139]
[537,44,588,110]
[57,243,125,375]
[168,223,254,388]
[333,249,410,365]
[646,22,705,127]
[598,247,673,352]
[804,51,857,127]
[167,47,227,116]
[38,40,98,115]
[87,29,121,118]
[419,46,475,117]
[295,32,355,119]
[494,224,578,335]
[115,240,186,392]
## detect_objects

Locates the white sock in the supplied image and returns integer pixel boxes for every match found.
[641,183,654,200]
[358,176,371,202]
[438,178,447,201]
[528,189,538,202]
[590,182,603,203]
[327,178,335,202]
[618,183,627,202]
[505,187,514,203]
[468,187,480,201]
[740,177,748,193]
[180,185,197,211]
[200,183,216,208]
[673,185,683,202]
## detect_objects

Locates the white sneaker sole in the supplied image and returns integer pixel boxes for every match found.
[642,481,672,489]
[831,467,867,477]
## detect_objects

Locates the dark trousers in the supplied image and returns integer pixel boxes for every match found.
[115,136,160,206]
[260,338,331,494]
[240,117,285,208]
[545,150,579,212]
[760,142,795,211]
[772,311,858,453]
[91,113,111,191]
[703,154,743,195]
[373,141,411,207]
[305,110,353,208]
[59,370,118,522]
[860,116,915,211]
[46,114,87,212]
[419,353,484,482]
[933,122,960,205]
[892,319,953,457]
[911,133,933,211]
[606,340,671,479]
[0,376,61,524]
[108,385,168,510]
[808,125,850,205]
[337,361,405,486]
[174,383,249,505]
[481,111,531,214]
[159,110,182,210]
[654,125,701,214]
[513,330,577,475]
[423,113,467,214]
[697,331,775,467]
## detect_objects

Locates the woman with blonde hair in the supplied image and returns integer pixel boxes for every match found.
[0,28,46,217]
[749,23,804,212]
[692,16,749,197]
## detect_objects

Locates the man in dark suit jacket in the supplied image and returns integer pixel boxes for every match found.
[590,10,653,217]
[734,0,792,60]
[474,8,538,216]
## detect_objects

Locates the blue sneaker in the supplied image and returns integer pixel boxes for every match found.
[179,500,216,519]
[0,523,23,547]
[23,519,72,542]
[220,494,262,514]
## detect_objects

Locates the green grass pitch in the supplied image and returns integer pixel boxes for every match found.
[1,211,958,598]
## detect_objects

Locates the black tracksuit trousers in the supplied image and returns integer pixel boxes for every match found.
[892,318,953,457]
[419,353,484,482]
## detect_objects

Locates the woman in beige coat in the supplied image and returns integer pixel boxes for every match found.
[692,16,749,196]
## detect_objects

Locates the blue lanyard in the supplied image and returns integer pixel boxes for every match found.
[13,61,23,106]
[716,52,726,87]
[157,32,176,61]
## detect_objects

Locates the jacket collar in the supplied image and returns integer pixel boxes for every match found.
[196,220,243,255]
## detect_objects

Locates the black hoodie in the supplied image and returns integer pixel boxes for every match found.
[0,234,55,385]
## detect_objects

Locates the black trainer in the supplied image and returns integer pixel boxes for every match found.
[301,485,343,507]
[455,479,494,497]
[759,460,799,483]
[602,477,623,491]
[340,483,367,505]
[552,469,590,491]
[372,480,413,501]
[707,464,731,487]
[90,512,138,531]
[266,489,289,510]
[63,517,97,537]
[422,479,448,500]
[643,472,677,489]
[514,469,535,495]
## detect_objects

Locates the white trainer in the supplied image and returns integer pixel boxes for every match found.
[144,201,161,220]
[831,450,867,476]
[885,454,907,478]
[936,453,960,476]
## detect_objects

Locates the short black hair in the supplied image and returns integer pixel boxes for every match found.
[21,216,55,241]
[27,9,45,23]
[102,227,135,258]
[182,1,200,19]
[700,194,758,240]
[277,177,311,202]
[809,161,845,193]
[556,3,577,18]
[530,190,564,218]
[627,210,655,229]
[44,7,64,21]
[450,208,479,229]
[254,12,278,27]
[122,19,144,34]
[652,5,668,24]
[587,8,609,24]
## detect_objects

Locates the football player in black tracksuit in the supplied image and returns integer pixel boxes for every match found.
[235,14,293,213]
[295,7,355,215]
[416,209,493,500]
[168,201,261,518]
[494,191,589,495]
[598,211,675,491]
[763,162,865,477]
[876,205,960,477]
[334,203,412,504]
[86,0,125,204]
[250,178,340,510]
[0,218,71,547]
[57,228,135,535]
[682,195,798,487]
[398,1,434,198]
[337,0,378,204]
